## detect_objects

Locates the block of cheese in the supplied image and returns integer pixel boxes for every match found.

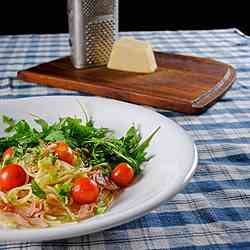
[107,37,157,73]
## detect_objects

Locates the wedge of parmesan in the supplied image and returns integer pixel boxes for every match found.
[107,37,157,73]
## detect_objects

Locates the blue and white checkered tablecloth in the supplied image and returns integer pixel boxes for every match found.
[0,28,250,249]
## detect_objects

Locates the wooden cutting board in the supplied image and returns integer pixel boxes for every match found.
[18,52,236,114]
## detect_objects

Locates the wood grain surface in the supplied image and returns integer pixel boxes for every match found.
[18,52,236,114]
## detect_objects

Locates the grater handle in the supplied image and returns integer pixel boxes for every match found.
[68,0,87,69]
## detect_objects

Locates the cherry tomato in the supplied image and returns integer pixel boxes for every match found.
[111,163,134,187]
[53,142,75,165]
[0,164,27,192]
[71,177,99,205]
[2,147,14,160]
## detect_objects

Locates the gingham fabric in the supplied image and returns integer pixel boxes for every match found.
[0,28,250,249]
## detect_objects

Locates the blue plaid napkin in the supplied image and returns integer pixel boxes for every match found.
[0,28,250,249]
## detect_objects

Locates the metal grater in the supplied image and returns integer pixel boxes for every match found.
[67,0,119,69]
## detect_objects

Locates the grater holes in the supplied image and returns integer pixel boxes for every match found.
[81,0,115,18]
[85,19,116,66]
[81,0,96,17]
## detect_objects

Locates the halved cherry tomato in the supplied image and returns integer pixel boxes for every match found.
[71,177,99,205]
[2,147,14,160]
[111,163,134,187]
[0,163,27,192]
[53,142,75,165]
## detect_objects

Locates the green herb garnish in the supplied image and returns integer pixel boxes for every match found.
[96,205,107,215]
[0,115,159,176]
[31,180,47,199]
[3,115,16,133]
[55,183,73,204]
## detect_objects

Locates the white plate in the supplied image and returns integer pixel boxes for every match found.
[0,96,198,242]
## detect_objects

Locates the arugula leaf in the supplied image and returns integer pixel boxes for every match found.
[132,127,160,159]
[3,115,16,133]
[45,130,65,142]
[14,120,30,134]
[55,183,73,204]
[31,180,46,199]
[0,114,159,177]
[10,120,40,147]
[14,146,24,157]
[122,126,141,152]
[131,127,160,175]
[80,126,159,175]
[34,118,49,132]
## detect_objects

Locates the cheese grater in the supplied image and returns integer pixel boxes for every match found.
[67,0,119,69]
